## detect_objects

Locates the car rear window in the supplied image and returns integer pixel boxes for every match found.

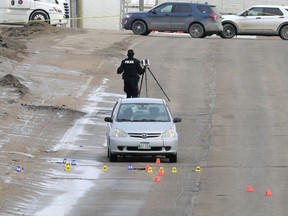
[196,5,213,14]
[263,8,283,16]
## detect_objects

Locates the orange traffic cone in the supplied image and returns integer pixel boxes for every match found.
[247,185,254,192]
[158,170,165,176]
[155,176,161,183]
[156,158,161,164]
[265,189,272,196]
[145,165,150,171]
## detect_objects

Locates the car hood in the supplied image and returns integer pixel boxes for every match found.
[126,11,149,16]
[221,14,239,21]
[114,122,174,133]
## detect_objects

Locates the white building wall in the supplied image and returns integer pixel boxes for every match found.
[157,0,288,13]
[82,0,120,29]
[209,0,288,13]
[80,0,288,29]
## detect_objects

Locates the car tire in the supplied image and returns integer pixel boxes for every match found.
[30,11,49,24]
[108,145,117,162]
[279,25,288,40]
[110,154,117,162]
[169,154,177,163]
[189,23,205,38]
[220,23,236,39]
[143,30,151,36]
[132,20,148,35]
[109,151,117,162]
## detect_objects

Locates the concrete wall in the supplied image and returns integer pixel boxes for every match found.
[81,0,120,29]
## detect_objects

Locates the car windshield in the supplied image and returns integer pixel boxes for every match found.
[116,103,171,122]
[37,0,59,4]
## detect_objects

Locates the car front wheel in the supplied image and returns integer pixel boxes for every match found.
[280,25,288,40]
[131,20,148,35]
[108,146,117,162]
[189,23,205,38]
[220,24,236,39]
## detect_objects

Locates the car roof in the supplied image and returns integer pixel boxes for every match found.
[161,2,213,6]
[118,97,166,105]
[249,5,288,8]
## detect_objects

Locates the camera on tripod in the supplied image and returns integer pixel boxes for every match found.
[138,58,170,101]
[141,59,150,67]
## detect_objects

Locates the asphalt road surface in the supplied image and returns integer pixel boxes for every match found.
[66,35,288,216]
[3,31,288,216]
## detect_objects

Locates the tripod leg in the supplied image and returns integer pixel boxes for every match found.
[147,67,170,101]
[145,69,148,97]
[138,74,144,97]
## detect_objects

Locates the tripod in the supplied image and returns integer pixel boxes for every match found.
[138,66,170,102]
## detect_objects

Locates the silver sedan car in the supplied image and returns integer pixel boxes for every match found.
[104,98,182,162]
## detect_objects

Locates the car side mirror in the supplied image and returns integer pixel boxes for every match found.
[173,117,182,123]
[151,9,156,14]
[104,117,113,122]
[243,12,248,17]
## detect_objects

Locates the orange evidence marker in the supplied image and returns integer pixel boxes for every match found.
[247,185,254,192]
[155,176,161,183]
[265,189,272,196]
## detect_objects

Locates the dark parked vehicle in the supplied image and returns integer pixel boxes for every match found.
[121,2,223,38]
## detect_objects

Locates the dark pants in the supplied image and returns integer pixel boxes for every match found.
[124,77,138,98]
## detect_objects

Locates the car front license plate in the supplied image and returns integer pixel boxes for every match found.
[138,142,151,149]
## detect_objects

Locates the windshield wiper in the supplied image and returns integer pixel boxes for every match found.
[117,119,131,122]
[132,119,157,122]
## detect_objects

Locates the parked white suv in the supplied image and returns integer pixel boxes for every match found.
[220,5,288,40]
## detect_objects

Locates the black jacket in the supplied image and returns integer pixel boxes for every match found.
[117,57,144,79]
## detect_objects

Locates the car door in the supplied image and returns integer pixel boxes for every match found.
[170,3,193,31]
[261,7,285,34]
[148,2,172,31]
[237,7,264,34]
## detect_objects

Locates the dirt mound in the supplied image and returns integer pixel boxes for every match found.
[1,22,65,38]
[0,22,67,61]
[0,35,27,61]
[0,74,28,94]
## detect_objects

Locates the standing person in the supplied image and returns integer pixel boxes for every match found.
[117,49,145,98]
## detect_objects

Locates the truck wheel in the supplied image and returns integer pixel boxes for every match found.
[30,11,49,24]
[280,25,288,40]
[189,23,205,38]
[132,20,148,35]
[220,24,236,39]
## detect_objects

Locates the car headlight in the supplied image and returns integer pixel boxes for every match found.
[162,129,176,138]
[112,128,128,138]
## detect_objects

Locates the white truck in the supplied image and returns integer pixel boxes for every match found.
[0,0,68,26]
